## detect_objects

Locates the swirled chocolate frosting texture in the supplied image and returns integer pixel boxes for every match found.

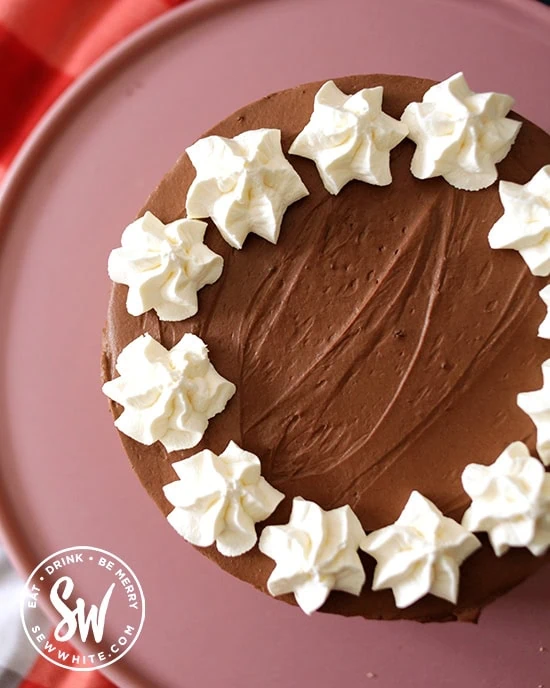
[102,75,550,621]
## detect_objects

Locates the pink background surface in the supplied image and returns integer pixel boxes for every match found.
[0,0,549,686]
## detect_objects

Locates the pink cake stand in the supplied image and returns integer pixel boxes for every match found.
[1,0,549,686]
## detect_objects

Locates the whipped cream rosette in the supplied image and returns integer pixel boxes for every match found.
[517,359,550,466]
[488,165,550,276]
[289,80,408,194]
[461,442,550,557]
[186,128,309,249]
[362,491,481,608]
[401,72,521,191]
[538,285,550,339]
[108,211,223,321]
[102,333,235,451]
[259,497,366,614]
[163,441,284,556]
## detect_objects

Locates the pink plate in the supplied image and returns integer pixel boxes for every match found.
[1,0,549,686]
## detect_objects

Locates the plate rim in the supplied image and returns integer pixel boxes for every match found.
[0,0,549,685]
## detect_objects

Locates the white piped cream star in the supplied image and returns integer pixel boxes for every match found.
[259,497,366,615]
[102,333,236,451]
[108,211,223,321]
[488,166,550,276]
[163,441,284,557]
[289,80,408,194]
[538,285,550,339]
[361,491,481,609]
[401,72,521,191]
[461,442,550,557]
[517,359,550,465]
[185,128,309,249]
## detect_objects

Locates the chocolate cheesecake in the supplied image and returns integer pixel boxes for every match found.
[101,74,550,621]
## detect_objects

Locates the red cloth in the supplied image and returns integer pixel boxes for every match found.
[0,2,191,684]
[21,632,118,688]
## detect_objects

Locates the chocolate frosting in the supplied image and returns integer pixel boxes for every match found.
[102,75,550,621]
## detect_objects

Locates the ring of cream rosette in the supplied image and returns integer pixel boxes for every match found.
[103,73,550,615]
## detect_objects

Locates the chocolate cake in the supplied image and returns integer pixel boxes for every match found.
[101,74,550,621]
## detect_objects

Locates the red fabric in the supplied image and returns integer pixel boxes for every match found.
[22,631,117,688]
[0,25,72,169]
[0,3,192,684]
